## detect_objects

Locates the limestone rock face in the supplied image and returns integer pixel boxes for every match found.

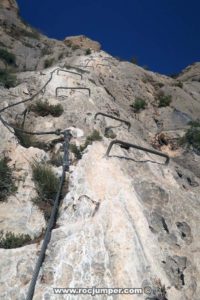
[0,0,18,12]
[0,2,200,300]
[64,35,101,51]
[0,2,97,71]
[178,62,200,82]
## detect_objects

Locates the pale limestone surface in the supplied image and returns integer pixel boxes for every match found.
[0,2,200,300]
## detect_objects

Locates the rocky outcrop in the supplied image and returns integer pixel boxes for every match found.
[64,35,101,51]
[0,2,100,71]
[0,0,18,12]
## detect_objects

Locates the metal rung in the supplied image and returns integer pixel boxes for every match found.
[96,64,110,68]
[84,58,95,66]
[105,140,170,165]
[56,69,83,79]
[73,65,95,70]
[56,87,91,97]
[102,57,115,61]
[94,112,131,131]
[64,65,90,74]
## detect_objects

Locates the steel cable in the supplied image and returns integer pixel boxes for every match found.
[25,130,70,300]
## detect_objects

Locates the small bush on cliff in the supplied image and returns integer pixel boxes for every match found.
[44,58,54,68]
[70,144,82,160]
[58,53,64,60]
[32,162,59,203]
[70,130,102,159]
[0,157,16,201]
[0,41,6,47]
[50,153,63,167]
[85,48,91,55]
[41,47,52,56]
[65,40,73,47]
[174,81,183,88]
[158,95,172,107]
[151,279,168,300]
[0,69,17,88]
[84,130,102,146]
[80,130,103,152]
[0,48,16,66]
[131,98,147,112]
[180,120,200,154]
[170,73,179,79]
[32,162,60,221]
[104,128,117,139]
[130,57,138,65]
[0,231,31,249]
[72,44,80,51]
[31,100,64,117]
[14,125,35,148]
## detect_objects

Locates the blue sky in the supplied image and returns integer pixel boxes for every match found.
[17,0,200,75]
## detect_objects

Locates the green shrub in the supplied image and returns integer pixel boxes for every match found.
[31,100,64,117]
[85,48,91,55]
[170,73,178,79]
[41,47,52,56]
[174,81,183,88]
[70,130,102,159]
[180,120,200,154]
[104,128,117,139]
[14,126,35,148]
[85,130,102,145]
[65,40,73,47]
[32,162,60,203]
[131,98,147,112]
[44,58,54,68]
[188,120,200,128]
[0,231,31,249]
[0,158,16,201]
[158,83,164,88]
[70,144,82,160]
[50,153,63,167]
[7,24,40,40]
[0,48,16,65]
[0,69,17,88]
[152,279,168,300]
[81,130,102,151]
[58,53,64,60]
[158,95,172,107]
[31,161,61,220]
[0,41,6,47]
[72,44,80,51]
[130,57,138,65]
